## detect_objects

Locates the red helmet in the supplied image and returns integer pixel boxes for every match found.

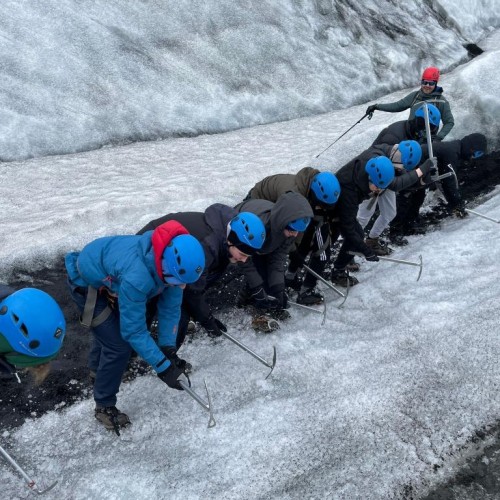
[422,67,440,82]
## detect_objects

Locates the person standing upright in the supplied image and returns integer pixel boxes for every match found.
[366,66,454,141]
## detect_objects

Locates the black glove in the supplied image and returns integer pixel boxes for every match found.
[365,251,379,262]
[157,363,184,390]
[203,315,227,337]
[160,346,189,372]
[250,287,280,310]
[366,104,378,115]
[418,158,435,176]
[269,285,289,309]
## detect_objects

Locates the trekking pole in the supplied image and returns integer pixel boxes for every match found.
[220,331,277,380]
[179,379,216,428]
[315,113,370,158]
[288,300,327,325]
[465,209,500,224]
[302,264,348,307]
[348,251,423,281]
[0,444,57,495]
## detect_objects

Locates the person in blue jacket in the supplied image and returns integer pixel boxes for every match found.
[65,220,205,434]
[0,285,66,385]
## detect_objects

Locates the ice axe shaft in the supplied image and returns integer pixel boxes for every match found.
[288,300,327,326]
[302,264,347,301]
[465,209,500,223]
[348,251,423,281]
[315,113,370,158]
[0,444,57,495]
[179,379,216,428]
[221,331,276,379]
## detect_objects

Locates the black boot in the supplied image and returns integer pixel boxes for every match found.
[331,269,359,287]
[95,406,131,435]
[297,287,324,305]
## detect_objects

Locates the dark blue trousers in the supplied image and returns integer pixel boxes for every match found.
[68,281,132,408]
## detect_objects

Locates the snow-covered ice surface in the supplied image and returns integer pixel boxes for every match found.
[1,13,500,500]
[1,0,500,161]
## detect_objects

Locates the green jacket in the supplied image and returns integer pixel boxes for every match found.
[376,87,454,140]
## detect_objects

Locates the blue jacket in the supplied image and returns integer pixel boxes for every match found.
[65,231,182,373]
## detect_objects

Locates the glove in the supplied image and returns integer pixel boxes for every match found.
[418,158,434,176]
[434,136,443,142]
[365,251,379,262]
[366,104,378,115]
[269,285,289,309]
[160,346,188,372]
[250,287,280,310]
[157,363,184,390]
[203,315,227,338]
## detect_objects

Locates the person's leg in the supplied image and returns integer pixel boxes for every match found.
[357,198,377,230]
[298,223,330,304]
[368,191,396,238]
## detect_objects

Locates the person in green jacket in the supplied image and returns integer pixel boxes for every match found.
[0,285,66,385]
[366,66,454,141]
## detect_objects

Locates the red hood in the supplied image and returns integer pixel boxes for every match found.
[151,220,190,280]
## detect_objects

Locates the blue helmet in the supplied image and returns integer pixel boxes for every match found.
[415,103,441,129]
[286,217,311,232]
[398,140,422,170]
[228,212,266,255]
[162,234,205,285]
[365,156,395,188]
[310,172,341,206]
[0,288,66,359]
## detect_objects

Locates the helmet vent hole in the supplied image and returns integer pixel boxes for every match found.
[12,313,19,323]
[20,323,29,337]
[29,340,40,349]
[0,305,7,315]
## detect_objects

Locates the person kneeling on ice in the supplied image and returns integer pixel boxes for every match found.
[65,221,205,433]
[235,192,313,321]
[243,169,341,306]
[0,285,66,385]
[331,146,433,287]
[138,206,266,346]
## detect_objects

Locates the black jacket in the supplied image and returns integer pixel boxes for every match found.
[138,204,237,326]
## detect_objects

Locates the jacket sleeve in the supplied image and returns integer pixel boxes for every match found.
[182,287,213,327]
[376,92,417,113]
[118,281,171,374]
[156,285,183,349]
[436,100,455,140]
[266,239,294,290]
[388,170,420,192]
[240,259,265,290]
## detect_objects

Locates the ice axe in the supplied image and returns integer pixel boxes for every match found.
[302,263,349,307]
[348,251,423,281]
[220,330,277,380]
[288,299,327,325]
[0,443,57,495]
[315,113,371,158]
[179,378,216,428]
[465,208,500,224]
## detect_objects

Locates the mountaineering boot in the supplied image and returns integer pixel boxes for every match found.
[251,314,280,333]
[297,287,324,306]
[331,269,359,287]
[95,406,131,434]
[346,258,360,272]
[365,237,393,256]
[284,271,302,291]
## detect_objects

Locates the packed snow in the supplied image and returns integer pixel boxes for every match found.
[2,9,500,500]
